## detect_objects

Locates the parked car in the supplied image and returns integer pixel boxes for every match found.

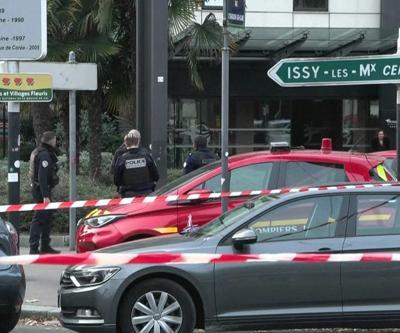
[0,219,25,333]
[76,140,395,252]
[61,184,400,333]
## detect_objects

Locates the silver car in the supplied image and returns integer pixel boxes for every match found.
[59,185,400,333]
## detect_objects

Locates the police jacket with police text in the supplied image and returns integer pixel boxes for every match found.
[183,148,217,174]
[29,143,59,198]
[114,148,159,192]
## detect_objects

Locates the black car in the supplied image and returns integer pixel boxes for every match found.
[0,219,25,333]
[60,185,400,333]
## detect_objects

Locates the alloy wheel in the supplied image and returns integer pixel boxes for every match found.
[131,290,183,333]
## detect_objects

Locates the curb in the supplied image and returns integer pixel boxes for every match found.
[21,304,60,320]
[20,234,70,248]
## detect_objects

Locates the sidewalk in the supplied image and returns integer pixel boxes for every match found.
[21,246,70,319]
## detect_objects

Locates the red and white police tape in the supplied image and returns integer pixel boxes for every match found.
[1,252,400,266]
[0,183,398,213]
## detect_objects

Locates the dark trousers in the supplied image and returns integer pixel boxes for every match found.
[29,186,54,249]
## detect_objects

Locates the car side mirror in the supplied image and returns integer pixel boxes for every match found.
[232,228,257,247]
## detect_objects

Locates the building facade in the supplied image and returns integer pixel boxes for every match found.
[167,0,400,168]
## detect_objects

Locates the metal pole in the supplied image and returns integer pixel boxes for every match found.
[7,61,21,239]
[221,0,230,213]
[68,51,77,251]
[397,86,400,181]
[397,29,400,181]
[3,107,5,159]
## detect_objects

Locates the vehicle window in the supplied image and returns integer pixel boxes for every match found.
[154,160,220,195]
[371,163,396,182]
[230,163,273,192]
[248,196,344,242]
[284,162,347,187]
[199,163,274,193]
[189,195,281,239]
[356,195,400,236]
[383,158,396,175]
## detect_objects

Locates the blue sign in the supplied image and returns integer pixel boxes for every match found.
[227,0,245,28]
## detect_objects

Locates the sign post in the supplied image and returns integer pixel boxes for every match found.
[221,0,246,214]
[396,29,400,181]
[68,52,77,251]
[221,0,230,213]
[6,61,20,235]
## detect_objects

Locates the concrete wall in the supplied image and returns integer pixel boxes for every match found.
[196,0,381,28]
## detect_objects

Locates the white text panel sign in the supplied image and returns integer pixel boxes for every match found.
[19,62,98,91]
[0,0,47,60]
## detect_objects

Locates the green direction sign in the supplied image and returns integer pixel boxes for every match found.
[268,54,400,87]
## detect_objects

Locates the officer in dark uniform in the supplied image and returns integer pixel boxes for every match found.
[110,129,151,175]
[114,130,159,197]
[183,135,217,174]
[28,131,60,254]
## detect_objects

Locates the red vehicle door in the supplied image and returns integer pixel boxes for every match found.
[176,162,280,232]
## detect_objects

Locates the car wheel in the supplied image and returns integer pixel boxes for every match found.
[119,278,196,333]
[0,310,21,333]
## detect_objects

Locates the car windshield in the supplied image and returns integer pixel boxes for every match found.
[189,195,280,238]
[154,160,220,195]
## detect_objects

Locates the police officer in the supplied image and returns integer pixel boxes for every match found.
[28,131,60,255]
[114,130,159,197]
[183,135,217,174]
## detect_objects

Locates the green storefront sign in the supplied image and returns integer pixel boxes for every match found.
[268,54,400,87]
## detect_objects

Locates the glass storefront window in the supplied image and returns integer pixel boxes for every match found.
[167,97,380,169]
[342,99,380,152]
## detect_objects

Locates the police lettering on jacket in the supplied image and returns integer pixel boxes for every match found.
[114,148,159,193]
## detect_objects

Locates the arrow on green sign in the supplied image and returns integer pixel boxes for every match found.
[268,54,400,87]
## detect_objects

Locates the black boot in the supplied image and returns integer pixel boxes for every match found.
[40,246,60,254]
[29,247,40,255]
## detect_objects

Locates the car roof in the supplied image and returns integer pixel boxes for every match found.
[227,149,383,164]
[270,183,400,202]
[370,150,396,158]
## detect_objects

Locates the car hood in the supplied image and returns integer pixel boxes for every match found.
[96,234,213,255]
[102,201,159,215]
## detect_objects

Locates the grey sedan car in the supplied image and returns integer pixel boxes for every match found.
[59,186,400,333]
[0,219,25,333]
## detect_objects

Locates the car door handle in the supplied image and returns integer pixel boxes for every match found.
[318,247,332,252]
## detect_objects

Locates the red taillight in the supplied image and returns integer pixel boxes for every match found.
[321,138,332,153]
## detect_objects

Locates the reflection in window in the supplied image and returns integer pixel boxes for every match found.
[249,196,343,242]
[230,163,273,192]
[199,163,274,192]
[293,0,328,11]
[356,195,400,236]
[284,162,347,187]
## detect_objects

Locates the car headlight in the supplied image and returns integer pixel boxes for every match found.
[84,215,125,228]
[69,267,120,287]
